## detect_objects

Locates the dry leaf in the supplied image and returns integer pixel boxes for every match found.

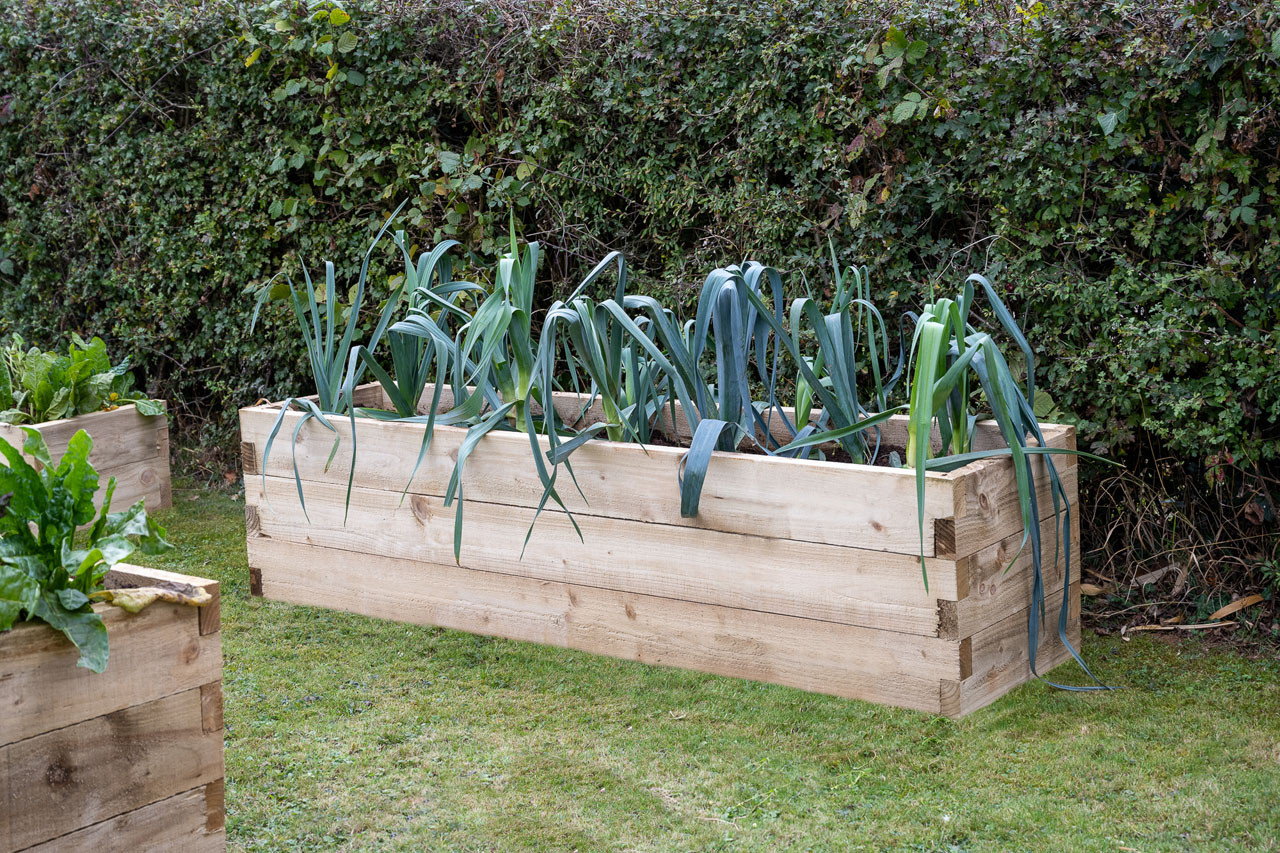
[1131,564,1173,587]
[91,583,212,613]
[1123,620,1236,634]
[1208,594,1264,621]
[1081,583,1107,596]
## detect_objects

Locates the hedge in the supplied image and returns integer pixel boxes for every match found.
[1,0,1277,477]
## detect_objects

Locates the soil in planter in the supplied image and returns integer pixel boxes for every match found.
[635,429,907,468]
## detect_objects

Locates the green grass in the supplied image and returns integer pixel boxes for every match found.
[135,484,1280,852]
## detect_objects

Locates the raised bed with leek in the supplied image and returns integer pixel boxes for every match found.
[250,210,1111,691]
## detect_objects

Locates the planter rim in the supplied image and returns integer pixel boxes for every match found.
[241,383,1074,482]
[0,402,164,435]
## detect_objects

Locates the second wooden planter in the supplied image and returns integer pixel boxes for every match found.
[0,404,172,511]
[240,384,1079,718]
[0,565,224,852]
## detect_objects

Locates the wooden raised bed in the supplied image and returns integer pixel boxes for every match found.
[0,405,172,512]
[0,565,224,852]
[240,383,1080,718]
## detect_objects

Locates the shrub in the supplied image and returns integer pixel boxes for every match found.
[1,0,1276,608]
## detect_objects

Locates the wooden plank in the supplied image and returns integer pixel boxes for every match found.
[0,405,163,470]
[153,416,173,510]
[939,583,1082,718]
[0,405,171,512]
[240,403,958,556]
[946,510,1079,639]
[935,437,1078,560]
[200,683,224,735]
[97,454,169,513]
[248,537,959,712]
[20,784,226,853]
[248,475,959,631]
[0,689,224,851]
[0,589,221,747]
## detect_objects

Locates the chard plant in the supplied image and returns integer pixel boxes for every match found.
[0,334,165,424]
[0,429,172,672]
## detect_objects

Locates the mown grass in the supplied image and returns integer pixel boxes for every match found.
[135,484,1280,852]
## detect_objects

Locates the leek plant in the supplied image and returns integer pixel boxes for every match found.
[248,202,407,520]
[249,209,1108,689]
[902,274,1111,688]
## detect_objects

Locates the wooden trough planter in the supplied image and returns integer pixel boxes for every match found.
[0,565,224,852]
[240,383,1080,718]
[0,405,172,512]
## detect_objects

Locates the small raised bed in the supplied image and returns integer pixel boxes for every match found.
[0,405,171,512]
[0,565,224,852]
[240,383,1079,718]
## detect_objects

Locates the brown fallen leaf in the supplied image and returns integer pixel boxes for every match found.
[1081,583,1107,596]
[1124,620,1236,634]
[91,583,212,613]
[1208,594,1264,621]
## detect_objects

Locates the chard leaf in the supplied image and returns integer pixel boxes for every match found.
[0,563,38,629]
[33,590,108,672]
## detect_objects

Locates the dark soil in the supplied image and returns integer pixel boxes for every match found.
[635,428,906,467]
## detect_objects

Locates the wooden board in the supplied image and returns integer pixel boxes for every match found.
[247,475,962,633]
[248,536,962,714]
[20,784,225,853]
[0,405,171,511]
[382,382,1074,460]
[942,584,1082,717]
[1,568,221,747]
[242,404,959,557]
[0,689,223,851]
[947,510,1080,639]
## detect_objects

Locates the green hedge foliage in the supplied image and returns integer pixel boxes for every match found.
[1,0,1277,474]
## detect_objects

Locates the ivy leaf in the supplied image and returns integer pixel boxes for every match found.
[1097,111,1119,136]
[437,150,461,175]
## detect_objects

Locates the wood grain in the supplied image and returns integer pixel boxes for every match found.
[19,784,225,853]
[0,689,223,851]
[0,405,172,511]
[0,595,221,748]
[240,403,958,556]
[248,474,963,631]
[249,536,961,712]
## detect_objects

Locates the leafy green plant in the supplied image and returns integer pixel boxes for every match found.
[0,334,165,424]
[0,428,172,671]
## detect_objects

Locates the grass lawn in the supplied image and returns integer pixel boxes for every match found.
[134,483,1280,852]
